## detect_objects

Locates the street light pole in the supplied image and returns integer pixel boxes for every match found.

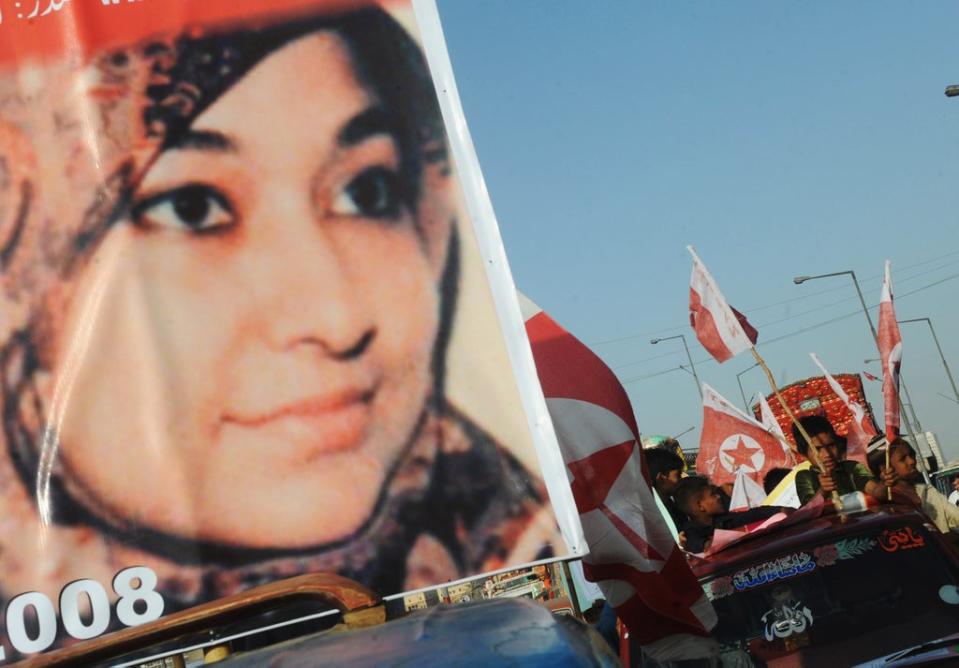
[795,270,925,475]
[794,270,878,340]
[736,362,761,412]
[899,317,959,406]
[651,334,702,399]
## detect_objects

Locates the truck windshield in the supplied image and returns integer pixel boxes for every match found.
[702,522,959,666]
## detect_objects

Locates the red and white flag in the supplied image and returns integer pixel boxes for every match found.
[756,392,796,463]
[809,353,874,464]
[878,261,903,439]
[688,246,758,363]
[520,293,717,658]
[698,383,792,486]
[757,394,784,437]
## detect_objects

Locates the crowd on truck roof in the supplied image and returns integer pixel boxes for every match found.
[588,414,959,666]
[647,414,959,555]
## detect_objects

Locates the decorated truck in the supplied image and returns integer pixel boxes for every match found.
[692,502,959,667]
[752,373,880,451]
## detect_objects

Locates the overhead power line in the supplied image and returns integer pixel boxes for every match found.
[592,248,959,348]
[619,270,959,386]
[607,256,959,370]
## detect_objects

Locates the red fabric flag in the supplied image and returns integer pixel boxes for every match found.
[688,246,758,363]
[519,293,717,657]
[809,353,875,464]
[697,383,792,486]
[878,261,903,439]
[731,305,759,346]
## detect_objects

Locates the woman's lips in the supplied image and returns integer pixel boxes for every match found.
[223,387,376,455]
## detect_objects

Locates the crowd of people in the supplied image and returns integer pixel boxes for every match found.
[646,413,959,554]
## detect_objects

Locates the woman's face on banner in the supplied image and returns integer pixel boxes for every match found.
[49,32,442,548]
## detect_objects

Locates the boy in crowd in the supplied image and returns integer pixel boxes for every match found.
[948,475,959,506]
[869,439,959,533]
[792,415,891,505]
[674,477,784,553]
[763,468,791,495]
[645,446,687,530]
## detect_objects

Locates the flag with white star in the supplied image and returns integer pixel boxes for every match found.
[698,383,792,486]
[519,293,717,657]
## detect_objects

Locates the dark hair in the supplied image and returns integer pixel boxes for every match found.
[142,7,445,213]
[868,439,915,477]
[763,467,790,495]
[791,414,839,457]
[645,447,684,480]
[866,449,883,478]
[3,7,457,552]
[673,476,710,516]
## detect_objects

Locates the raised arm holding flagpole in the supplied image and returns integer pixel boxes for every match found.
[686,246,840,505]
[809,353,876,464]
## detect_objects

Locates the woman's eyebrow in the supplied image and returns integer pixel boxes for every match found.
[338,107,397,147]
[166,129,237,153]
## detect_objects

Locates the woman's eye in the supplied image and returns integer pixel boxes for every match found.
[332,167,405,220]
[132,185,235,233]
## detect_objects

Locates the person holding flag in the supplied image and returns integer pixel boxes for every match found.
[809,352,875,464]
[878,260,904,442]
[873,260,934,489]
[868,439,959,534]
[687,247,840,504]
[792,415,893,505]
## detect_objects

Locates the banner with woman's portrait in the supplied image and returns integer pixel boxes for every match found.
[0,0,583,657]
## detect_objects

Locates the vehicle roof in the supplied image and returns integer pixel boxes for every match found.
[690,504,934,579]
[221,597,619,667]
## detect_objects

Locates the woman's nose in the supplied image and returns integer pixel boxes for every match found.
[249,206,376,358]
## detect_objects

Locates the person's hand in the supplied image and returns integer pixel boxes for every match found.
[880,466,898,489]
[820,470,837,495]
[678,531,687,550]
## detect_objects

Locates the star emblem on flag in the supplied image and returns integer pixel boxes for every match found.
[521,292,717,652]
[719,434,764,473]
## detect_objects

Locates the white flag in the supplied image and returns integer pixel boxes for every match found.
[729,467,767,511]
[755,393,795,462]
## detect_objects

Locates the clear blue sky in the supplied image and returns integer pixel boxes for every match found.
[435,1,959,463]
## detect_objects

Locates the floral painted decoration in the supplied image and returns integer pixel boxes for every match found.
[706,576,734,601]
[813,544,839,567]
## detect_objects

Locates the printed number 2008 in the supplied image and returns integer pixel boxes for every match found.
[3,566,164,659]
